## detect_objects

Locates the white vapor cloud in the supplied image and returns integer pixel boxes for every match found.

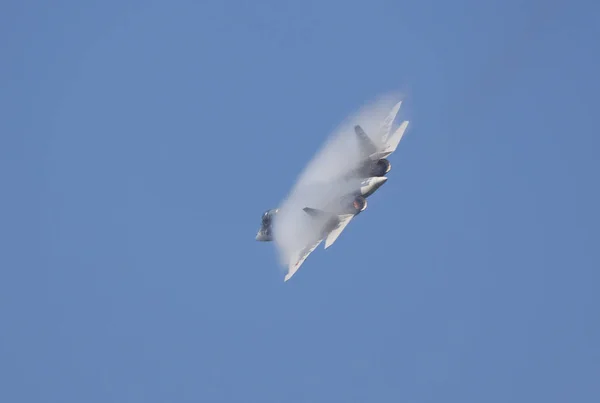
[272,93,402,271]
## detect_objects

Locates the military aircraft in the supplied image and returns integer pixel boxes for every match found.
[257,101,410,281]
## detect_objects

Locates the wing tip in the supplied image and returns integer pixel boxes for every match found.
[284,261,301,282]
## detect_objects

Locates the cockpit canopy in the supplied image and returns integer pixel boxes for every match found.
[262,212,271,225]
[261,209,278,226]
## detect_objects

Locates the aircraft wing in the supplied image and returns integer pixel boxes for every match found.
[285,238,323,282]
[284,210,355,281]
[324,213,355,249]
[303,208,355,250]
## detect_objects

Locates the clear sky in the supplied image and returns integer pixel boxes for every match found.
[1,0,599,402]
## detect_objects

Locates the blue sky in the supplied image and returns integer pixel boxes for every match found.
[1,0,599,402]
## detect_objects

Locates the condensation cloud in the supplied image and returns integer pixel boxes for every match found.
[272,93,402,272]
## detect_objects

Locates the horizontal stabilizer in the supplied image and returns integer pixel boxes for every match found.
[303,207,331,218]
[303,207,340,223]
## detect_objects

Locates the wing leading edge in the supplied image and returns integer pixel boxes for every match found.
[283,210,356,281]
[285,239,323,282]
[324,214,354,249]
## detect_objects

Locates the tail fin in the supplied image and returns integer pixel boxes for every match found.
[379,101,403,143]
[383,120,409,154]
[354,125,378,155]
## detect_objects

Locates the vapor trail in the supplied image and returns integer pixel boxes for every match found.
[272,94,402,271]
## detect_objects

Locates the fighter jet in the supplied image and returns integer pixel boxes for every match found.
[346,101,410,179]
[256,101,410,281]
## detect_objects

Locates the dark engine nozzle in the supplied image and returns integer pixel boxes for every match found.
[371,159,391,176]
[352,196,367,213]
